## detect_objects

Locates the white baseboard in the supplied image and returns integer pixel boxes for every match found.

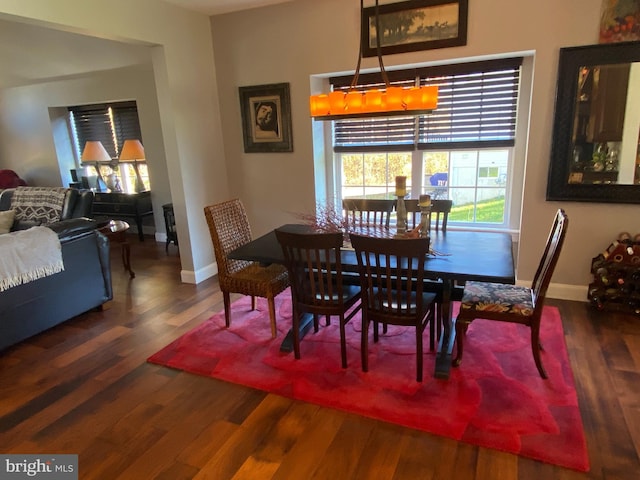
[181,261,218,284]
[516,280,588,302]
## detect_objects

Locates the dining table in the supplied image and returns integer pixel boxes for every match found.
[228,223,515,379]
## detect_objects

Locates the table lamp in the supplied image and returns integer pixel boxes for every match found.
[119,139,146,192]
[80,141,111,192]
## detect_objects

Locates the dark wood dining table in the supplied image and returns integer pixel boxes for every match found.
[228,224,515,379]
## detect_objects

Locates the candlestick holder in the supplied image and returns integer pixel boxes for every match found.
[418,194,431,238]
[395,195,407,235]
[419,205,431,238]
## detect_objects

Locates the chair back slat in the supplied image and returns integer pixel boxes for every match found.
[350,234,431,326]
[403,198,452,231]
[343,198,395,229]
[531,209,569,309]
[404,199,426,230]
[431,199,452,231]
[276,230,348,314]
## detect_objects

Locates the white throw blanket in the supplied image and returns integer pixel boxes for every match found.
[0,226,64,292]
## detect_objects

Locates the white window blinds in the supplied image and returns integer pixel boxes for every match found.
[332,58,522,152]
[69,101,142,159]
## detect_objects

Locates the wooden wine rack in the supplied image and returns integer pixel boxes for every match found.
[588,240,640,313]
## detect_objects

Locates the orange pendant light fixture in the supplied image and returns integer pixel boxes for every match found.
[310,0,438,120]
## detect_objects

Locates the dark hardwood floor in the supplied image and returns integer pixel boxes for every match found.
[1,235,639,479]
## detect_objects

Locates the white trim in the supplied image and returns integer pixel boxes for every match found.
[181,261,218,284]
[516,280,588,302]
[546,283,589,302]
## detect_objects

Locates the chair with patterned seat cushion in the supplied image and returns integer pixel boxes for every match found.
[204,199,289,338]
[453,209,568,378]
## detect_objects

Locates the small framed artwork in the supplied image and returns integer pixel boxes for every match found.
[361,0,468,57]
[599,0,640,43]
[239,82,293,153]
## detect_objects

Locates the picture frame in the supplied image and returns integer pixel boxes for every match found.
[239,82,293,153]
[361,0,468,57]
[599,0,640,43]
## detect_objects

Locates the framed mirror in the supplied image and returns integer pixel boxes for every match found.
[546,41,640,204]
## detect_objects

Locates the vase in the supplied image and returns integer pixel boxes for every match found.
[105,173,118,192]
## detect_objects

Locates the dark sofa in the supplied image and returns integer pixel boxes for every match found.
[0,187,113,351]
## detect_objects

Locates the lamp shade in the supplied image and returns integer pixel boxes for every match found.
[119,139,145,162]
[81,141,111,164]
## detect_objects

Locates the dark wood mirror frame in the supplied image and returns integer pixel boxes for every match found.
[546,40,640,204]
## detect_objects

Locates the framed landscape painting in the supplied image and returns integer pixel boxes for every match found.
[239,82,293,153]
[362,0,468,57]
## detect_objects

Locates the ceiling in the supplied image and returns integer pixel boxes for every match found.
[0,19,153,89]
[160,0,295,15]
[0,0,296,89]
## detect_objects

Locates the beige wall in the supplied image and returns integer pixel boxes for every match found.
[1,0,638,300]
[210,0,638,300]
[0,65,172,237]
[0,0,229,283]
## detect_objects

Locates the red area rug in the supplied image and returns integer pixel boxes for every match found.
[148,293,589,472]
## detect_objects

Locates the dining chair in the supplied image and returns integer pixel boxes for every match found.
[404,197,454,341]
[453,208,569,378]
[404,198,452,232]
[204,199,289,338]
[431,199,452,231]
[350,233,437,381]
[342,198,395,229]
[275,229,361,367]
[404,199,426,231]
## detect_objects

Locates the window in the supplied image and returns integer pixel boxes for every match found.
[342,152,412,198]
[332,58,522,229]
[423,149,510,223]
[68,101,149,192]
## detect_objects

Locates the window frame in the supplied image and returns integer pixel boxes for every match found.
[338,146,515,229]
[68,101,149,193]
[327,56,528,233]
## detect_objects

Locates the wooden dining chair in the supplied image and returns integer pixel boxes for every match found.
[404,199,426,231]
[403,197,453,340]
[275,229,361,367]
[350,233,437,381]
[431,199,452,231]
[204,199,289,338]
[404,198,452,232]
[342,198,395,229]
[453,209,569,378]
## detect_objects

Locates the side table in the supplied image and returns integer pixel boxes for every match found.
[92,191,153,242]
[99,220,135,278]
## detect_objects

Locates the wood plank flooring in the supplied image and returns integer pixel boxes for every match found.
[1,236,639,479]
